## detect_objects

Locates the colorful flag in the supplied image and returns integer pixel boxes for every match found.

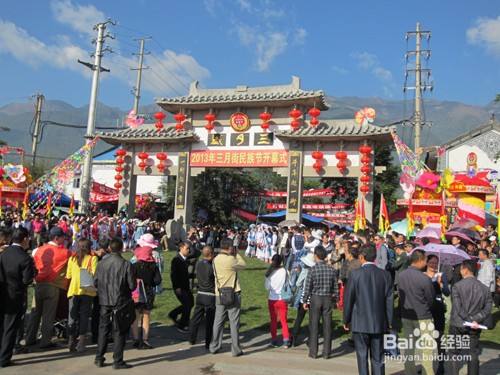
[440,190,448,242]
[0,185,3,216]
[46,192,53,218]
[378,193,390,235]
[406,193,415,239]
[496,191,500,242]
[360,197,367,230]
[353,199,359,233]
[22,188,29,220]
[69,193,75,218]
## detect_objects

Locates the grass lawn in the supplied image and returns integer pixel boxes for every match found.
[150,250,500,347]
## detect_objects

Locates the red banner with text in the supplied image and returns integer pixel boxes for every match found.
[190,150,288,167]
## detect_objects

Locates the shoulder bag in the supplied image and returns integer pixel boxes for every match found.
[213,258,238,307]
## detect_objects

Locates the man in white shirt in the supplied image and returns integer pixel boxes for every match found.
[477,249,495,293]
[304,230,321,253]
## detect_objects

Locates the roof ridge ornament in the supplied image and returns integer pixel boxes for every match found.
[189,80,199,95]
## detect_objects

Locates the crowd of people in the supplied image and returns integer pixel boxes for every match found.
[0,208,498,374]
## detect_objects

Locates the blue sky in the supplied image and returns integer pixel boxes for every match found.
[0,0,499,109]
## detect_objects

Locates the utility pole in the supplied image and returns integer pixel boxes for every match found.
[131,38,150,114]
[79,20,114,214]
[404,22,433,154]
[31,93,44,168]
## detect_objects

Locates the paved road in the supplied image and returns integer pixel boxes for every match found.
[4,326,499,374]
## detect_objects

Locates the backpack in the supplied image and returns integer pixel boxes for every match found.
[386,246,396,271]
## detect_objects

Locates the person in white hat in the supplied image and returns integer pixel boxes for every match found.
[304,229,321,253]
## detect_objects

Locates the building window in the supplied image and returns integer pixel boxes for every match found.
[73,178,80,188]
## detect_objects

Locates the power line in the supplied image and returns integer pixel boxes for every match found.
[151,37,199,84]
[148,52,190,91]
[147,68,184,96]
[41,120,122,130]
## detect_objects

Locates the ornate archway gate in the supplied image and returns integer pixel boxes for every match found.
[99,77,394,225]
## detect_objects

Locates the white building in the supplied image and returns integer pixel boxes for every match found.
[65,147,167,202]
[440,119,500,173]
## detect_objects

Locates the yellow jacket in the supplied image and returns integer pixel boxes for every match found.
[213,252,246,296]
[66,254,98,297]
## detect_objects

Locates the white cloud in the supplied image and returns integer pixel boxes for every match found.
[332,65,348,75]
[351,51,396,97]
[466,16,500,57]
[0,19,88,73]
[203,0,219,16]
[236,0,252,12]
[351,51,377,70]
[0,18,210,97]
[293,28,307,45]
[236,24,288,71]
[51,0,105,36]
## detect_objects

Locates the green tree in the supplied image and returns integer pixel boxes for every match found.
[373,144,399,213]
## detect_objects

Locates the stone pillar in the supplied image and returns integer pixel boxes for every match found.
[286,149,304,223]
[174,151,193,226]
[118,150,137,218]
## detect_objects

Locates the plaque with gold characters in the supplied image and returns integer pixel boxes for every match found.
[230,112,251,132]
[230,133,250,146]
[208,133,226,147]
[254,132,274,146]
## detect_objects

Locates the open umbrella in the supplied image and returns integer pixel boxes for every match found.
[449,227,481,241]
[278,219,299,228]
[390,219,415,237]
[413,243,471,266]
[416,225,441,243]
[445,230,475,244]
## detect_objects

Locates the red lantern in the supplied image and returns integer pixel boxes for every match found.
[115,166,124,173]
[312,150,324,160]
[313,160,322,173]
[115,148,126,157]
[114,182,122,189]
[154,112,166,131]
[156,152,168,172]
[154,112,166,121]
[204,112,216,133]
[114,174,123,181]
[138,152,149,171]
[0,167,4,177]
[335,151,347,160]
[308,107,321,127]
[138,152,149,160]
[174,112,186,132]
[361,155,371,164]
[359,145,372,154]
[360,184,370,194]
[115,157,125,165]
[260,111,272,132]
[360,175,370,183]
[336,159,347,172]
[289,108,302,130]
[156,152,167,161]
[291,120,301,131]
[360,165,371,174]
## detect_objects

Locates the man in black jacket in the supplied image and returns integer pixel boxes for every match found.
[169,241,194,332]
[94,238,135,370]
[189,245,215,348]
[397,249,435,375]
[0,227,35,367]
[343,244,393,375]
[448,259,492,375]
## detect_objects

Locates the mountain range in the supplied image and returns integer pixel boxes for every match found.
[0,96,498,166]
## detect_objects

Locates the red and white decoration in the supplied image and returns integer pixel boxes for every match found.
[114,148,127,190]
[335,150,348,174]
[259,111,272,132]
[358,143,372,195]
[137,151,149,171]
[288,107,302,131]
[154,112,166,131]
[308,107,320,127]
[204,112,216,133]
[174,112,186,132]
[156,152,168,173]
[312,150,324,174]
